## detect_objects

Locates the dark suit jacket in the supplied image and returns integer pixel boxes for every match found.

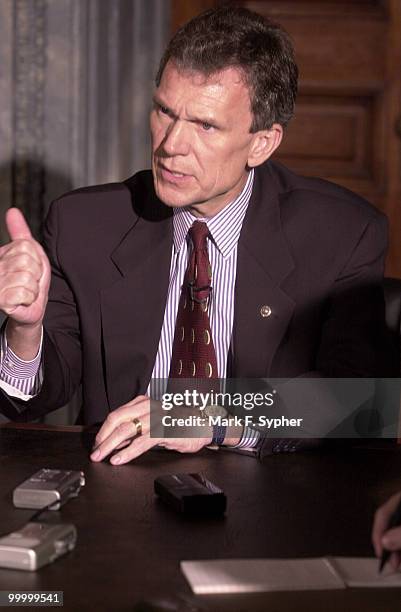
[0,161,396,451]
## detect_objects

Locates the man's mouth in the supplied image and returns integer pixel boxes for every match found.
[168,170,186,177]
[158,164,192,183]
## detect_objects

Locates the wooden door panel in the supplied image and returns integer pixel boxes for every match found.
[279,94,374,178]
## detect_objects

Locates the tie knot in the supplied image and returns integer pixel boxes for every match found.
[189,221,209,251]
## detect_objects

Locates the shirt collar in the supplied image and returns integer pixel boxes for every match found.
[172,169,254,258]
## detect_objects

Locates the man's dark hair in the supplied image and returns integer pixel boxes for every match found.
[155,6,298,132]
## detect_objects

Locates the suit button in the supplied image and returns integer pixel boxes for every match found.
[260,305,272,318]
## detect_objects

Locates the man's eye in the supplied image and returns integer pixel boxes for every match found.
[201,122,213,131]
[159,106,169,115]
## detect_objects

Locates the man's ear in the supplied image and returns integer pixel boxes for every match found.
[247,124,283,168]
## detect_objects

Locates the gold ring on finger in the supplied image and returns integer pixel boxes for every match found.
[132,417,142,436]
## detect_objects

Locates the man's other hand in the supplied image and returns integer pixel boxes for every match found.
[372,491,401,571]
[90,396,212,464]
[0,208,50,358]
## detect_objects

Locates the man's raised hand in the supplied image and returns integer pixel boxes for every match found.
[0,208,50,358]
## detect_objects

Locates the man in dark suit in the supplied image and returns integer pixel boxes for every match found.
[0,7,394,462]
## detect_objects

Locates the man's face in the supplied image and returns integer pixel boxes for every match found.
[150,61,257,217]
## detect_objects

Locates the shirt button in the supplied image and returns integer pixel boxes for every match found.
[260,305,272,318]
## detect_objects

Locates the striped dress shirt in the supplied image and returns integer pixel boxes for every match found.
[151,169,259,450]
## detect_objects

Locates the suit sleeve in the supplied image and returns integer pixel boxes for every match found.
[316,213,394,377]
[257,213,399,459]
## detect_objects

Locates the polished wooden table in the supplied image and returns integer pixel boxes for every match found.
[0,424,401,612]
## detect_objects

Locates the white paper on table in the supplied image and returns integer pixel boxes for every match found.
[181,558,344,594]
[328,557,401,588]
[181,557,401,594]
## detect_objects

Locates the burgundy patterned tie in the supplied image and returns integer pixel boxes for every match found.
[169,221,218,384]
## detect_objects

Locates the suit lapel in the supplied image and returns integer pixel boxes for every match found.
[99,163,296,408]
[232,163,296,377]
[100,176,172,410]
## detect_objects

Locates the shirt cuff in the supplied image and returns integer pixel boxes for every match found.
[1,326,43,374]
[232,425,261,450]
[0,326,43,400]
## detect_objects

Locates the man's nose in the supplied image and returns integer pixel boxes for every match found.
[162,120,190,156]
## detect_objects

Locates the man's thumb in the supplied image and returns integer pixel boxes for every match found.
[6,207,33,241]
